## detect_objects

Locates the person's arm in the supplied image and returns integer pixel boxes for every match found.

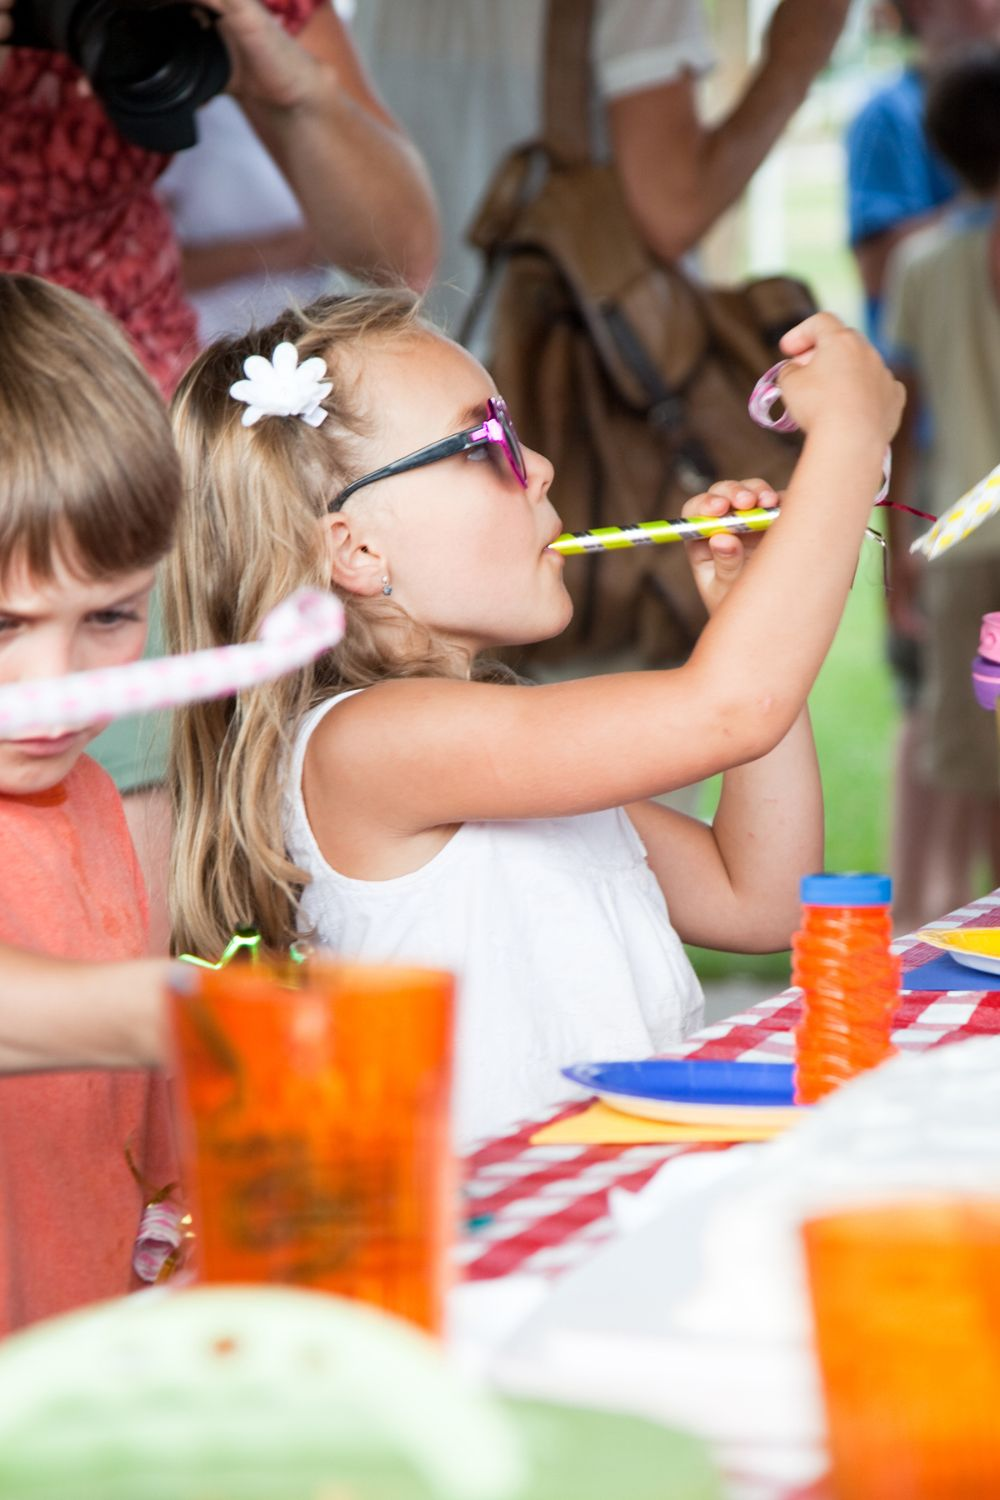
[178,225,317,294]
[616,473,820,953]
[845,89,953,306]
[608,0,851,262]
[311,316,903,868]
[852,211,944,304]
[880,245,927,640]
[208,0,440,290]
[0,949,170,1072]
[882,365,925,641]
[629,704,820,953]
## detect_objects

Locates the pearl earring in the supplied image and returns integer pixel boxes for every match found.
[381,575,393,597]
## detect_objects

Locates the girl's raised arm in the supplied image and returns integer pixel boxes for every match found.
[310,317,902,836]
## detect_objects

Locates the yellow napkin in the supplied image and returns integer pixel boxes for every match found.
[530,1101,790,1146]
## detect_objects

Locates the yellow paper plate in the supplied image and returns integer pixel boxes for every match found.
[915,927,1000,976]
[530,1101,791,1147]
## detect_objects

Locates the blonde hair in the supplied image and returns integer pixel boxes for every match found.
[166,289,476,960]
[0,274,180,581]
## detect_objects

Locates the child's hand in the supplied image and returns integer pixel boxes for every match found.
[777,311,905,446]
[682,477,779,615]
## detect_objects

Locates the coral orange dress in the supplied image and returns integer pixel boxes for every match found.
[0,755,175,1333]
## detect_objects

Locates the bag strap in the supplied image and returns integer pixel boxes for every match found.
[459,0,595,342]
[543,0,596,166]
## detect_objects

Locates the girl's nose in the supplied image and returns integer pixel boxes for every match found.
[524,444,554,497]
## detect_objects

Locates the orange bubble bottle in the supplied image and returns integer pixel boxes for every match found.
[792,872,900,1105]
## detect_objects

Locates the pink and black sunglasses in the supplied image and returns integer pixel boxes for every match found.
[329,396,527,512]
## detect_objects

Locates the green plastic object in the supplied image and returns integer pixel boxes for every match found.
[507,1397,721,1500]
[0,1287,721,1500]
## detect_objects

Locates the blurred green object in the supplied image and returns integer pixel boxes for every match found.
[0,1287,721,1500]
[88,591,170,793]
[507,1397,721,1500]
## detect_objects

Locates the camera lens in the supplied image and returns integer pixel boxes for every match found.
[92,9,209,94]
[99,13,181,88]
[73,1,231,152]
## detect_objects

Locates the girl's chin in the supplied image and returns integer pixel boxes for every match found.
[504,606,575,651]
[546,594,575,640]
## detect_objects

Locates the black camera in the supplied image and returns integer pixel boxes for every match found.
[9,1,231,153]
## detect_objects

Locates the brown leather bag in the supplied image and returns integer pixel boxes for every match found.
[462,0,816,666]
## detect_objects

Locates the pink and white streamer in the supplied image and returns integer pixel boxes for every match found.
[747,360,801,435]
[133,1201,185,1284]
[749,359,892,503]
[0,589,345,739]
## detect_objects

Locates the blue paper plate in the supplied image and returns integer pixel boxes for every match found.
[562,1059,800,1129]
[563,1059,795,1105]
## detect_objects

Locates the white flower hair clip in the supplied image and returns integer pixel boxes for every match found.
[229,341,332,428]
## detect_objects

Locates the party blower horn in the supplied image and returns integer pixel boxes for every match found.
[549,361,893,560]
[547,508,780,557]
[911,459,1000,562]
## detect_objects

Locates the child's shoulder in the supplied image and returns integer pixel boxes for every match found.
[0,754,120,826]
[0,755,146,958]
[70,752,127,806]
[299,675,511,822]
[895,212,985,287]
[303,676,511,759]
[61,755,134,852]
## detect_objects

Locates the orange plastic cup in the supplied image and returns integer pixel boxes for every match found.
[803,1199,1000,1499]
[168,959,455,1334]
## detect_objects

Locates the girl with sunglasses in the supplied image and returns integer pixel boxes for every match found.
[166,292,903,1142]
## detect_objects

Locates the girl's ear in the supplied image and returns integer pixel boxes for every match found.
[319,513,388,597]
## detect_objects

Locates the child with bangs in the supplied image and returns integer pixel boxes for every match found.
[166,292,903,1143]
[0,273,179,1332]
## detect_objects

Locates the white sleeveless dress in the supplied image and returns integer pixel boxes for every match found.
[284,694,704,1143]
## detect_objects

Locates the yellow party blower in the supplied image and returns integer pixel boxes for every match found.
[548,506,780,556]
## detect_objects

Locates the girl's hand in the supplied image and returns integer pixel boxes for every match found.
[203,0,328,113]
[777,311,905,445]
[682,477,779,614]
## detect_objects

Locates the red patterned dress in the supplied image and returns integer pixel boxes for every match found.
[0,0,321,396]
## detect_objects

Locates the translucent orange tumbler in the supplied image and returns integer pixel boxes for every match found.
[168,960,455,1334]
[803,1199,1000,1499]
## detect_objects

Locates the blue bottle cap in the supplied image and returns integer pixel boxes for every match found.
[800,872,893,906]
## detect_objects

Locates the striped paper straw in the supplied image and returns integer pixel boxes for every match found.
[548,507,780,556]
[911,460,1000,561]
[0,588,345,739]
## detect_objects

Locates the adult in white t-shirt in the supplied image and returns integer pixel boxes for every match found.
[350,0,850,332]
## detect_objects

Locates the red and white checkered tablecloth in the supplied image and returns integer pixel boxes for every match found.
[459,891,1000,1285]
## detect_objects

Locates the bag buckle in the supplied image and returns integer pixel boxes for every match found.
[648,395,684,432]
